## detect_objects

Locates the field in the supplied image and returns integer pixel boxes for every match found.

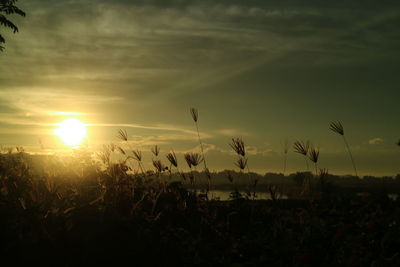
[2,1,400,266]
[1,149,400,266]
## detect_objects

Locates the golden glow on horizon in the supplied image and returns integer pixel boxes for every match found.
[54,118,87,148]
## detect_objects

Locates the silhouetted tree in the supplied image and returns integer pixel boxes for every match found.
[0,0,25,51]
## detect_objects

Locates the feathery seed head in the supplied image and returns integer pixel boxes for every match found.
[117,146,126,155]
[99,144,112,164]
[190,152,203,167]
[184,152,203,168]
[109,143,116,152]
[190,107,198,122]
[184,153,192,168]
[293,140,310,156]
[330,121,344,135]
[308,146,320,163]
[117,129,128,141]
[234,157,248,170]
[166,151,178,167]
[152,159,166,173]
[151,145,160,157]
[230,137,246,157]
[132,149,142,162]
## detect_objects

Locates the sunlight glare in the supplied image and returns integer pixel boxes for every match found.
[54,118,87,148]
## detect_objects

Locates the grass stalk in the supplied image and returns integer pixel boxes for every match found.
[329,121,358,177]
[343,135,358,177]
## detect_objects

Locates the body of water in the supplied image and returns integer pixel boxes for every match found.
[208,191,398,201]
[207,190,288,201]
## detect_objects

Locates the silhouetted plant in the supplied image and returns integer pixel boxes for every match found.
[308,145,320,176]
[234,157,248,171]
[117,146,126,155]
[117,128,144,174]
[184,152,192,169]
[230,137,249,174]
[166,150,181,184]
[282,139,289,175]
[230,137,246,157]
[0,0,25,51]
[131,149,142,161]
[230,137,256,198]
[151,145,160,157]
[190,108,208,169]
[190,107,211,194]
[152,159,166,174]
[319,168,329,185]
[227,171,234,183]
[184,152,203,190]
[184,152,203,168]
[330,121,358,177]
[130,149,145,175]
[117,129,128,141]
[293,140,310,171]
[330,121,344,135]
[268,184,282,201]
[166,151,178,168]
[318,168,330,199]
[98,144,112,166]
[227,171,243,200]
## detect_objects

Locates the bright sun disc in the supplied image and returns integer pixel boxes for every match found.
[54,118,87,148]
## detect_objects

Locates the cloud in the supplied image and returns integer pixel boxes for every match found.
[368,138,384,145]
[90,123,213,138]
[215,128,251,137]
[117,134,201,147]
[246,145,274,156]
[0,88,120,116]
[3,0,398,105]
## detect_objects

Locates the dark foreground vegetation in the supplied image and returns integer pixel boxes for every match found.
[1,151,400,267]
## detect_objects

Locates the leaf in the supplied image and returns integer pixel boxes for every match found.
[0,15,19,33]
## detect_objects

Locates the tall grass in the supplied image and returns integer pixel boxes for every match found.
[308,145,320,176]
[293,140,310,171]
[184,152,203,191]
[230,137,247,172]
[190,108,207,170]
[190,107,212,194]
[330,121,358,177]
[0,145,398,266]
[117,129,146,175]
[230,137,258,199]
[282,139,289,175]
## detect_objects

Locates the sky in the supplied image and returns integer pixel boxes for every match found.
[0,0,399,176]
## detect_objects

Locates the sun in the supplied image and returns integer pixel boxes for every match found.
[54,118,87,148]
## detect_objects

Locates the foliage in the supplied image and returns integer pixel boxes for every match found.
[0,0,25,51]
[0,149,400,265]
